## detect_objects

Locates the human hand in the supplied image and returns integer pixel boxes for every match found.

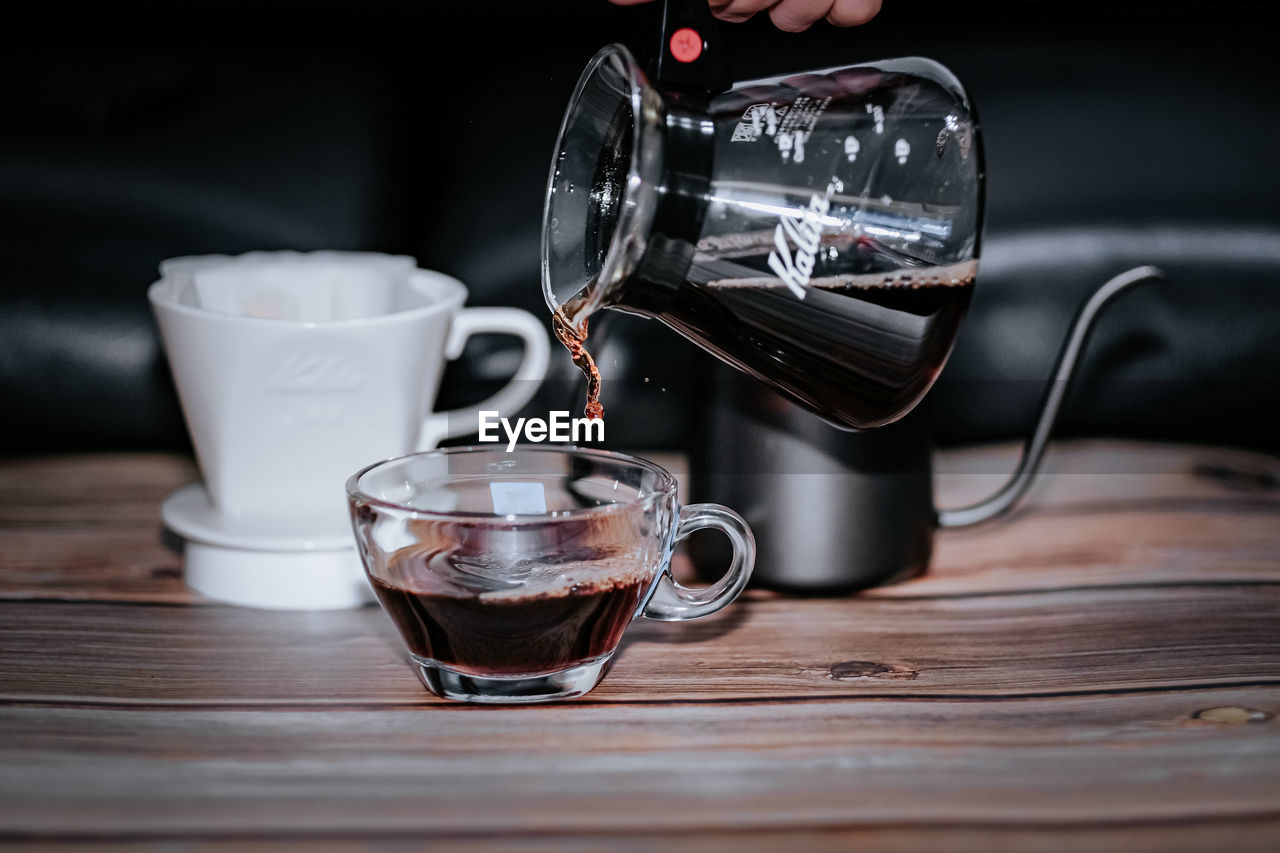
[609,0,882,32]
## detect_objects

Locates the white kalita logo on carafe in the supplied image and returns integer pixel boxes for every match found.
[768,193,829,299]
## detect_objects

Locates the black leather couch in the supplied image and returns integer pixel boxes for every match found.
[3,0,1278,453]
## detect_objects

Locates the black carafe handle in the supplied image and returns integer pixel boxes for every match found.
[653,0,733,95]
[621,0,734,313]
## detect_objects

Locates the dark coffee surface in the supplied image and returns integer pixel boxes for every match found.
[371,547,651,677]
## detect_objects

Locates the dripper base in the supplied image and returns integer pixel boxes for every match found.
[182,541,371,610]
[161,483,372,610]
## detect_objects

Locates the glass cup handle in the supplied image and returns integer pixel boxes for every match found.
[643,503,755,621]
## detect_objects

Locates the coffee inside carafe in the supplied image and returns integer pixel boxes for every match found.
[543,44,983,430]
[657,258,976,430]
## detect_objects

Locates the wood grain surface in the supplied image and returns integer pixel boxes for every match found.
[0,442,1278,850]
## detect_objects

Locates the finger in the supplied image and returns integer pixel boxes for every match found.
[768,0,836,32]
[714,0,777,23]
[826,0,881,26]
[607,0,655,5]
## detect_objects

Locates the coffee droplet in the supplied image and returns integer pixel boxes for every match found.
[1193,706,1273,724]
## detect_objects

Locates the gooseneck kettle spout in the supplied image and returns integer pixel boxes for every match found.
[937,265,1166,528]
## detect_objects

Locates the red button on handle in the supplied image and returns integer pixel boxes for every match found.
[669,27,703,63]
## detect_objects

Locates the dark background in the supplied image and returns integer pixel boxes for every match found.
[2,0,1278,454]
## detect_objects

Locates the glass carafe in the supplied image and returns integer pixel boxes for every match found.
[542,1,983,430]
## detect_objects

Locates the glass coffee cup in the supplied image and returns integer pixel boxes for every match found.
[347,446,755,703]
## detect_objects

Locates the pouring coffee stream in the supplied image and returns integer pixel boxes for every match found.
[551,297,604,421]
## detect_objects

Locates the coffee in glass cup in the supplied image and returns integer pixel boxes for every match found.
[347,445,755,703]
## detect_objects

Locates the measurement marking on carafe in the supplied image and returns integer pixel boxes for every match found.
[731,104,786,142]
[866,102,885,134]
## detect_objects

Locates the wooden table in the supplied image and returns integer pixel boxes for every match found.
[1,441,1278,850]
